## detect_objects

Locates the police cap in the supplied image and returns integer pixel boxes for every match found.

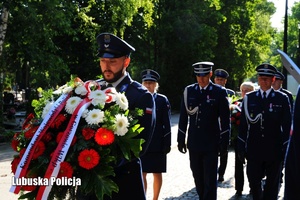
[192,61,214,76]
[141,69,160,82]
[274,70,285,80]
[214,69,229,79]
[96,33,135,58]
[256,63,276,77]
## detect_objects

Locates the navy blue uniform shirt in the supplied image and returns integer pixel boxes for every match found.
[238,89,291,161]
[177,81,230,152]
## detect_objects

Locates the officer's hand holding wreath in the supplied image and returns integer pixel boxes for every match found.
[178,142,187,154]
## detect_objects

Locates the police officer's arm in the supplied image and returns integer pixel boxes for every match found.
[177,92,188,153]
[237,97,248,163]
[136,92,156,157]
[219,88,231,149]
[162,96,172,154]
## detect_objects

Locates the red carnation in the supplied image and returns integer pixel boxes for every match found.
[95,128,115,146]
[32,141,46,159]
[50,114,67,129]
[11,136,19,152]
[230,117,235,123]
[11,156,21,174]
[78,149,100,170]
[42,131,53,143]
[24,126,39,139]
[82,127,95,140]
[57,162,73,178]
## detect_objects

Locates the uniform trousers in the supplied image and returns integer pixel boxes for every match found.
[247,158,282,200]
[218,150,228,177]
[189,150,218,200]
[233,139,244,192]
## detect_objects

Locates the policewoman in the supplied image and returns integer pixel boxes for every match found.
[238,63,291,200]
[77,33,156,200]
[177,61,230,199]
[140,69,172,200]
[213,68,235,183]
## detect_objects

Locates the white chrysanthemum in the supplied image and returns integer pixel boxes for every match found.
[114,114,129,136]
[85,109,104,125]
[115,93,128,110]
[89,90,107,106]
[75,85,88,96]
[42,101,54,119]
[65,96,83,114]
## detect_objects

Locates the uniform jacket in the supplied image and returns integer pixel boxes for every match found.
[146,93,171,152]
[238,89,291,161]
[279,87,294,111]
[177,81,230,152]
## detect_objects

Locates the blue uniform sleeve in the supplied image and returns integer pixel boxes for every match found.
[281,94,292,150]
[177,89,188,144]
[136,92,156,157]
[162,96,172,149]
[238,97,247,154]
[219,88,231,146]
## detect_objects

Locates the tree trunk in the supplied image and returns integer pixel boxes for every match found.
[0,6,9,56]
[0,6,9,129]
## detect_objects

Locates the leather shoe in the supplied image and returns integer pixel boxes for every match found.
[235,191,242,196]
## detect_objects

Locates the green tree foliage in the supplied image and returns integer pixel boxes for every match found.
[1,0,300,113]
[213,0,276,91]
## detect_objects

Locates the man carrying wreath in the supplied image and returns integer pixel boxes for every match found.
[76,32,156,200]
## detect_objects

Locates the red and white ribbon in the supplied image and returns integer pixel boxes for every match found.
[10,93,70,194]
[37,97,91,199]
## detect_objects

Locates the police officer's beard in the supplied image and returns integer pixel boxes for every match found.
[105,68,123,83]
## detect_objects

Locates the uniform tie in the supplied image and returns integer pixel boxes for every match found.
[263,91,267,99]
[106,83,113,88]
[101,83,113,90]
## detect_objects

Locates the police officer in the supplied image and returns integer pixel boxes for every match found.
[272,69,294,111]
[213,68,235,182]
[214,68,235,97]
[177,61,230,199]
[77,33,156,200]
[284,85,300,200]
[140,69,172,200]
[238,63,291,200]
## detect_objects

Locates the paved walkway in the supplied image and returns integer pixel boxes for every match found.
[0,113,285,200]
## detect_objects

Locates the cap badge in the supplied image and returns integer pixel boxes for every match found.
[104,34,111,43]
